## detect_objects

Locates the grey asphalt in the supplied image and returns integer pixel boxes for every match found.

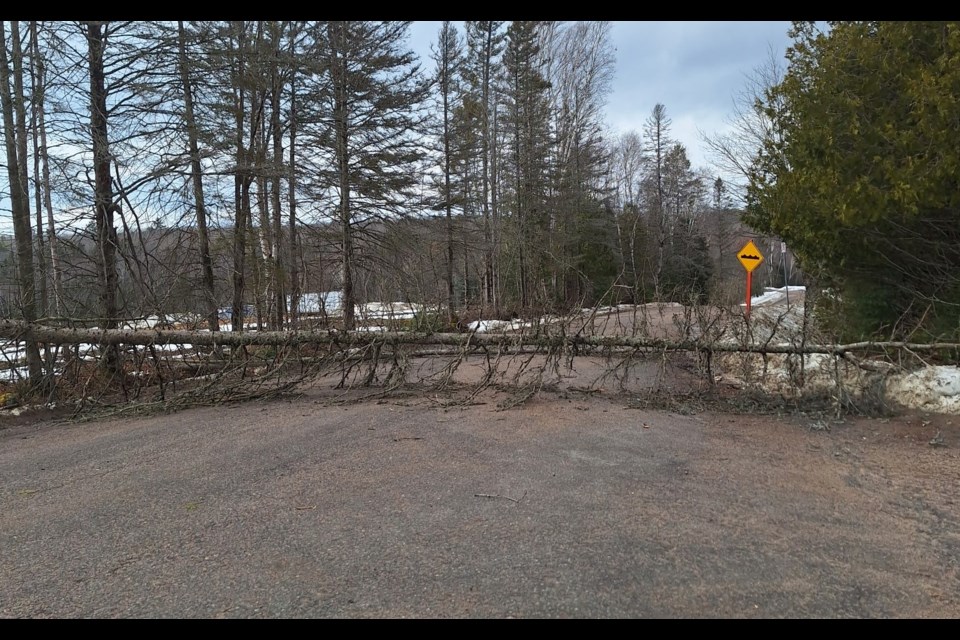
[1,392,958,618]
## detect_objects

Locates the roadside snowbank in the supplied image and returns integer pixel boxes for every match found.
[885,365,960,414]
[741,286,806,308]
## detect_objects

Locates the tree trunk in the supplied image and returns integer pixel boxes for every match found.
[232,159,248,334]
[330,22,355,330]
[0,21,42,384]
[287,55,300,331]
[512,70,527,309]
[23,23,47,326]
[30,22,64,319]
[256,128,273,329]
[86,21,121,373]
[270,31,286,331]
[177,20,219,333]
[481,25,494,311]
[231,21,249,333]
[440,28,455,320]
[3,317,952,360]
[491,89,500,315]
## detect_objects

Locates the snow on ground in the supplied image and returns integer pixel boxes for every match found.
[285,291,425,320]
[0,366,29,382]
[886,365,960,414]
[288,291,343,315]
[584,303,642,316]
[741,286,807,308]
[3,292,960,415]
[216,323,261,332]
[119,314,203,330]
[719,296,960,414]
[467,319,531,333]
[151,343,193,352]
[358,302,423,321]
[1,346,24,360]
[466,315,566,333]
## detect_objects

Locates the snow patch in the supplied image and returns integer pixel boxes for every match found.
[886,366,960,413]
[468,319,532,333]
[358,302,423,320]
[0,366,29,381]
[741,286,806,308]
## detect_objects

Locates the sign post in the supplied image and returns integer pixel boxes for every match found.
[737,240,764,321]
[781,241,790,309]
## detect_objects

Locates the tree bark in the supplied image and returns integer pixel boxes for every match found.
[329,22,355,330]
[287,49,300,331]
[438,23,456,320]
[177,21,219,333]
[231,21,251,333]
[480,25,495,311]
[86,22,121,376]
[2,318,952,359]
[23,23,47,324]
[0,21,43,384]
[269,23,286,331]
[30,22,64,319]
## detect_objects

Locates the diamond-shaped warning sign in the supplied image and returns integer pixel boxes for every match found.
[737,240,764,273]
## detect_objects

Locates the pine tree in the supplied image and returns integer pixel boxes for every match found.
[502,21,553,310]
[316,21,429,330]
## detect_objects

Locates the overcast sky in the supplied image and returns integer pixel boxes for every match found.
[0,21,797,235]
[408,20,795,178]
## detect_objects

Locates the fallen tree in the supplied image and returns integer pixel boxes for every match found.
[2,315,958,421]
[1,319,960,356]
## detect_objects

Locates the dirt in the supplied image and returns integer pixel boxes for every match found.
[1,377,958,618]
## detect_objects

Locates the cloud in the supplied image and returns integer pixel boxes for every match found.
[409,21,794,177]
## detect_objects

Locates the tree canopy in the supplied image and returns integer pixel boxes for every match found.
[746,21,960,340]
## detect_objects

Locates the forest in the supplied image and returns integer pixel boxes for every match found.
[2,21,957,406]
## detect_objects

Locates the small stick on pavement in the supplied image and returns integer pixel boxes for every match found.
[474,491,527,504]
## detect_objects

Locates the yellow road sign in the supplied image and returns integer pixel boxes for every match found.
[737,240,764,273]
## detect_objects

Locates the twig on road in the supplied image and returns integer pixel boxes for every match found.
[474,491,527,504]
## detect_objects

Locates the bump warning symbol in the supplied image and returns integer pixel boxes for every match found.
[737,240,764,273]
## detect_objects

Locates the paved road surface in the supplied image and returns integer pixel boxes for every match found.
[1,390,958,618]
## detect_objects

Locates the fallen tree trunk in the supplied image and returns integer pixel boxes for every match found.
[1,319,959,357]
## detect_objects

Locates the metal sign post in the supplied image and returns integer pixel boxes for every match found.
[737,240,765,321]
[781,241,790,309]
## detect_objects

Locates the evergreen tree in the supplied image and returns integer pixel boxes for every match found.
[314,21,429,329]
[747,21,960,340]
[502,21,553,310]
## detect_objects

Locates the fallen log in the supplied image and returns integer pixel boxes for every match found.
[1,319,958,358]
